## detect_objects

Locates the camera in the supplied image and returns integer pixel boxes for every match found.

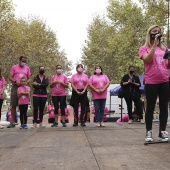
[150,34,162,40]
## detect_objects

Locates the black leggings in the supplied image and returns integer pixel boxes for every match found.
[52,96,66,116]
[19,104,28,124]
[0,99,3,120]
[72,90,87,123]
[33,96,47,123]
[124,96,143,120]
[145,82,169,132]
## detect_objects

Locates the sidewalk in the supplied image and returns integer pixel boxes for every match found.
[0,118,170,169]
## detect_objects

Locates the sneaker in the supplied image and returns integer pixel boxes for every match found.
[19,124,24,129]
[62,122,67,127]
[158,131,169,141]
[7,123,15,128]
[81,122,86,127]
[32,123,37,128]
[167,121,170,127]
[24,124,28,129]
[73,122,78,126]
[140,119,145,124]
[128,119,133,124]
[145,130,153,142]
[0,125,4,129]
[51,122,58,127]
[39,123,45,128]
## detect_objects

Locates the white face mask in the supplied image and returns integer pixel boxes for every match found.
[56,69,62,74]
[20,62,26,67]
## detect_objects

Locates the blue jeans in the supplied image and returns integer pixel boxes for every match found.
[93,99,106,123]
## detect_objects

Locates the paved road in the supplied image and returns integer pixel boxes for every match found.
[0,121,170,170]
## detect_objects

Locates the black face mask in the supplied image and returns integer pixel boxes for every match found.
[150,33,162,40]
[39,70,45,75]
[129,71,134,75]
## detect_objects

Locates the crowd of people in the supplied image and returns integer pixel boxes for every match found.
[0,24,170,142]
[0,57,110,129]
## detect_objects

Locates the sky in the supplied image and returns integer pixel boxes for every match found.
[12,0,109,66]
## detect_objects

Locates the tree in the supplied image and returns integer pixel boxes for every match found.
[82,0,168,83]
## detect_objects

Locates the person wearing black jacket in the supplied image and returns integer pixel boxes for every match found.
[32,66,49,127]
[120,66,143,124]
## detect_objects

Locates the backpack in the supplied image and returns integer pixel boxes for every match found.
[118,88,124,98]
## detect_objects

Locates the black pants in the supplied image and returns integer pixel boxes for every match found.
[72,90,87,123]
[33,96,47,123]
[124,96,143,120]
[19,104,28,124]
[0,99,3,120]
[52,96,66,116]
[145,82,169,132]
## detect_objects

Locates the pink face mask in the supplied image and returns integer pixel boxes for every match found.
[95,69,101,74]
[77,67,83,72]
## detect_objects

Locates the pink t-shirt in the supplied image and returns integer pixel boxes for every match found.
[116,114,129,123]
[70,73,89,89]
[17,86,30,105]
[139,46,168,84]
[89,75,110,100]
[50,74,68,96]
[59,108,70,120]
[47,105,55,119]
[0,77,6,100]
[10,64,31,83]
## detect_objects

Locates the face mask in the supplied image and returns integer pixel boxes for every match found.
[95,69,101,74]
[77,67,83,72]
[39,70,45,75]
[56,69,62,74]
[150,33,162,40]
[20,62,26,67]
[129,71,134,75]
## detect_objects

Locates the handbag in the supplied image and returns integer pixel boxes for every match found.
[118,87,124,98]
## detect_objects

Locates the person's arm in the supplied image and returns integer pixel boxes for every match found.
[71,83,81,95]
[26,75,31,84]
[131,76,141,87]
[141,34,160,63]
[9,73,18,85]
[121,75,129,86]
[39,77,49,89]
[100,83,110,93]
[32,77,41,89]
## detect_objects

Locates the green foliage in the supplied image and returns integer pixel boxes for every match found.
[0,0,72,85]
[82,0,169,83]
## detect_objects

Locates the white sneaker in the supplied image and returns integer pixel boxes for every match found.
[128,119,133,124]
[145,130,153,142]
[167,122,170,127]
[158,131,169,141]
[140,119,145,124]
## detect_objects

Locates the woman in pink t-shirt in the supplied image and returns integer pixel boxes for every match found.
[89,66,110,127]
[70,64,89,127]
[0,68,6,129]
[50,65,68,127]
[139,25,170,142]
[17,77,30,129]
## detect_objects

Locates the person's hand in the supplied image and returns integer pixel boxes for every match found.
[76,91,81,95]
[16,81,21,86]
[153,34,161,47]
